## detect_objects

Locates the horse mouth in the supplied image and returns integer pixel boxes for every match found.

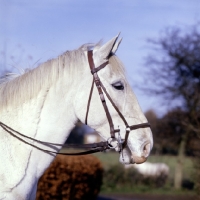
[131,155,147,164]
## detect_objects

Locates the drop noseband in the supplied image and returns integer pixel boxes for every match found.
[0,51,150,155]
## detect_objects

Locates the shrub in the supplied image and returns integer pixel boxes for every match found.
[36,154,103,200]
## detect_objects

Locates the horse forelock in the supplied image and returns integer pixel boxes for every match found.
[108,55,126,77]
[0,43,126,110]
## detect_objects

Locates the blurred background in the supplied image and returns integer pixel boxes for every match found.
[1,0,200,199]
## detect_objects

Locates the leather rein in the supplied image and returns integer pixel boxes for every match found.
[0,50,150,156]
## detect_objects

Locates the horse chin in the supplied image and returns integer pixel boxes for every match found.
[119,153,131,164]
[119,149,132,164]
[119,149,148,164]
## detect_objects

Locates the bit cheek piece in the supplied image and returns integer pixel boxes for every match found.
[107,137,118,149]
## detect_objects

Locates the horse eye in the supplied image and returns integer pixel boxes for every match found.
[112,82,124,90]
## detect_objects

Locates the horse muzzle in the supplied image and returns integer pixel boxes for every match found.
[119,142,151,164]
[131,142,151,164]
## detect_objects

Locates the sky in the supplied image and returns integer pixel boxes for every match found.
[0,0,200,116]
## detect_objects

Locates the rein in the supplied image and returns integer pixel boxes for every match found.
[0,50,150,156]
[0,122,109,155]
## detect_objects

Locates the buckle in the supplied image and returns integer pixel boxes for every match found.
[117,131,125,152]
[107,137,118,149]
[107,130,125,152]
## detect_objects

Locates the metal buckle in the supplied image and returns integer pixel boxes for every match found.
[107,129,125,152]
[107,137,118,149]
[117,130,125,152]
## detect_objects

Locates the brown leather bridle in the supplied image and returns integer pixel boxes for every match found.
[0,50,150,156]
[85,50,150,152]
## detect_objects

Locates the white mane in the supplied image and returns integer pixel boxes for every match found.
[0,44,125,110]
[0,71,25,84]
[0,47,87,110]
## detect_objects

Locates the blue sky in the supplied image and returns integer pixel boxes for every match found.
[0,0,199,115]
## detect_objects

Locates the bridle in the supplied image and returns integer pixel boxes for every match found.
[85,50,150,152]
[0,50,150,156]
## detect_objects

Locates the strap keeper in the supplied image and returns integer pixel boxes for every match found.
[91,69,96,74]
[126,127,131,132]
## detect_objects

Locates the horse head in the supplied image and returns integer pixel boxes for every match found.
[74,34,153,164]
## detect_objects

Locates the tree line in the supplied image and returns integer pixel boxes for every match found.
[142,22,200,191]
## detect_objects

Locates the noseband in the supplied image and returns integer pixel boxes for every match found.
[0,51,150,156]
[85,50,150,152]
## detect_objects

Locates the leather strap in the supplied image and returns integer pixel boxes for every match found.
[0,121,110,155]
[85,78,94,125]
[87,51,116,138]
[86,50,151,149]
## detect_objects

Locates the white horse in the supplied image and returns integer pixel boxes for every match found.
[125,162,169,177]
[0,35,153,199]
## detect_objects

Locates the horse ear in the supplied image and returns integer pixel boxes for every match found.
[98,33,121,59]
[112,37,122,54]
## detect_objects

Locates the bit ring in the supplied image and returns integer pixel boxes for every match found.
[107,137,118,149]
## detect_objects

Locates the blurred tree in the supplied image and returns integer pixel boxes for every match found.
[145,108,184,156]
[65,121,94,145]
[145,110,161,155]
[143,23,200,189]
[65,122,85,144]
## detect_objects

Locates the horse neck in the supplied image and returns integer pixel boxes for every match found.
[0,59,87,199]
[22,63,83,162]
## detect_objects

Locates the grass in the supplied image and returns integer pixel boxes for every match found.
[60,149,195,183]
[99,187,195,196]
[94,151,195,179]
[93,151,196,195]
[60,148,196,195]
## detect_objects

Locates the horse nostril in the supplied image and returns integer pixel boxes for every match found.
[143,143,151,157]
